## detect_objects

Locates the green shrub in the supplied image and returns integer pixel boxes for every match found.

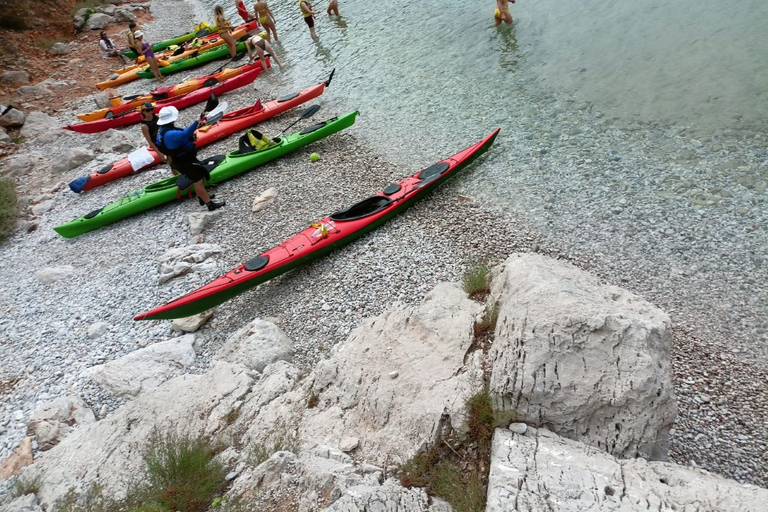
[11,472,43,498]
[35,36,57,51]
[462,261,492,299]
[466,391,495,449]
[0,178,19,243]
[142,429,227,512]
[430,464,486,512]
[0,14,28,30]
[247,425,299,468]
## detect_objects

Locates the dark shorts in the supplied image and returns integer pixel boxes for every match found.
[303,16,314,28]
[178,162,208,182]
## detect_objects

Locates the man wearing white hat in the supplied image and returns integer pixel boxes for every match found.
[155,106,225,211]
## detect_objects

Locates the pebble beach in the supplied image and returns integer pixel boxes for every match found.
[1,0,766,497]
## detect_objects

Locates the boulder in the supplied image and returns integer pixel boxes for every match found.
[0,107,26,128]
[17,84,53,96]
[40,78,70,88]
[26,362,253,505]
[0,437,33,479]
[486,427,768,512]
[157,243,222,284]
[188,209,224,236]
[92,89,117,110]
[0,493,43,512]
[488,253,677,460]
[86,321,110,339]
[113,8,137,23]
[49,43,71,55]
[171,310,213,333]
[1,152,48,179]
[0,71,31,87]
[83,334,197,397]
[30,200,54,216]
[19,112,60,139]
[251,187,278,212]
[27,396,96,451]
[0,128,9,143]
[85,13,113,30]
[215,318,294,372]
[50,147,95,174]
[35,266,75,284]
[95,129,136,154]
[324,480,451,512]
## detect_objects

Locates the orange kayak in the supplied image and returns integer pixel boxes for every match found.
[78,65,255,122]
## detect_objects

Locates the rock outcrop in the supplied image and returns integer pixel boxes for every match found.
[27,397,96,451]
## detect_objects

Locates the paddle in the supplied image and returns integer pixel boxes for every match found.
[201,101,228,126]
[275,104,321,137]
[212,50,247,74]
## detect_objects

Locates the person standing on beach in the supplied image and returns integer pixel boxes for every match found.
[214,5,238,58]
[156,106,225,211]
[235,0,251,22]
[127,22,139,55]
[254,1,278,41]
[494,0,514,26]
[134,31,165,82]
[327,0,339,16]
[246,34,283,71]
[300,0,320,39]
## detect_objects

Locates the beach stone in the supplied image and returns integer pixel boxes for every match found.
[171,311,213,333]
[19,112,59,139]
[251,187,278,212]
[86,321,110,339]
[85,13,113,30]
[50,147,95,174]
[27,396,96,451]
[157,243,222,284]
[92,89,116,109]
[18,84,52,96]
[83,334,197,397]
[95,129,136,154]
[35,265,75,283]
[30,200,54,216]
[188,209,224,236]
[0,71,31,87]
[339,436,359,452]
[215,318,294,372]
[113,8,137,23]
[0,107,26,128]
[509,422,528,435]
[488,253,677,460]
[486,427,768,512]
[0,493,43,512]
[0,128,9,143]
[49,43,71,55]
[0,436,33,479]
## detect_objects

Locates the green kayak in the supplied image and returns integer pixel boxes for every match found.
[54,111,359,239]
[122,31,197,60]
[136,42,247,79]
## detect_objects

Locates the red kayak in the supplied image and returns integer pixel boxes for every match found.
[63,63,265,134]
[134,127,500,320]
[69,72,334,193]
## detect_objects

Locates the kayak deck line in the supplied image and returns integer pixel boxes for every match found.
[134,127,500,321]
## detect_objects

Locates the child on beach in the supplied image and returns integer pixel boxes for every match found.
[495,0,514,26]
[253,1,278,41]
[214,5,237,58]
[300,0,320,39]
[327,0,339,16]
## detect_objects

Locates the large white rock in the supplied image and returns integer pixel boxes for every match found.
[488,253,677,460]
[0,71,31,87]
[324,480,452,512]
[171,310,213,333]
[50,147,95,174]
[25,362,253,506]
[188,209,224,236]
[19,112,60,139]
[215,318,295,372]
[94,129,136,154]
[299,283,485,465]
[17,84,52,96]
[0,152,48,179]
[251,187,278,212]
[486,427,768,512]
[85,13,113,30]
[83,335,197,397]
[157,243,222,284]
[0,493,43,512]
[0,107,26,128]
[35,266,75,284]
[27,396,96,451]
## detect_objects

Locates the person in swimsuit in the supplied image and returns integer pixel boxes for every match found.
[300,0,319,40]
[253,1,278,41]
[214,5,237,57]
[127,22,139,55]
[495,0,514,26]
[327,0,339,16]
[235,0,251,22]
[139,102,170,169]
[134,31,165,82]
[246,34,283,71]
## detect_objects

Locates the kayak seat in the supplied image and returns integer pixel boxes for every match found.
[277,92,299,103]
[300,122,327,135]
[201,154,226,171]
[383,184,401,196]
[330,196,392,222]
[84,208,103,219]
[97,164,113,175]
[238,132,255,154]
[244,255,269,272]
[150,85,172,98]
[417,162,449,180]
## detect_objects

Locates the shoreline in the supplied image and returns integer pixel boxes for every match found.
[0,0,766,493]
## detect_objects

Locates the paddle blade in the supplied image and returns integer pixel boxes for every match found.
[233,50,247,61]
[325,68,335,87]
[301,104,322,120]
[203,92,219,113]
[68,176,89,194]
[203,101,228,125]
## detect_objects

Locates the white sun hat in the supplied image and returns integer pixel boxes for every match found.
[157,106,179,125]
[134,30,144,39]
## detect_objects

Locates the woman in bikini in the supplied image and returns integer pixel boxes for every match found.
[134,31,165,82]
[214,5,237,58]
[495,0,514,26]
[253,1,278,41]
[246,34,283,71]
[327,0,339,16]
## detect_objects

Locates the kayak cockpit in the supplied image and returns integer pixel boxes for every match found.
[244,255,269,272]
[330,196,391,222]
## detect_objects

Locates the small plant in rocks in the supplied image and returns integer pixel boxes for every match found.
[0,177,19,243]
[462,261,492,301]
[247,423,299,468]
[11,472,43,498]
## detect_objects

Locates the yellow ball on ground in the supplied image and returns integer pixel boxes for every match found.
[310,152,320,162]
